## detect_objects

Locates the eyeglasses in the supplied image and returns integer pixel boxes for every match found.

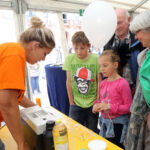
[135,29,141,35]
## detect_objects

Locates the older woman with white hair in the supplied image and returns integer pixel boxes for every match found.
[125,9,150,150]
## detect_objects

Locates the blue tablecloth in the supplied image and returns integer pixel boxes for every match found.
[45,64,69,115]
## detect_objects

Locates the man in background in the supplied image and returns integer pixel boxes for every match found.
[104,8,144,96]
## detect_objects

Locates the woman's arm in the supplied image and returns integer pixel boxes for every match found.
[20,95,36,108]
[0,89,30,150]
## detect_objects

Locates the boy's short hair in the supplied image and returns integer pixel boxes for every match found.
[72,31,90,45]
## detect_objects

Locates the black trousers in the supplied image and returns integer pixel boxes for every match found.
[106,124,125,149]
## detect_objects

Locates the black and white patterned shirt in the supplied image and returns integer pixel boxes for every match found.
[113,32,133,85]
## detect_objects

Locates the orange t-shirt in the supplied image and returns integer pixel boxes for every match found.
[0,43,26,124]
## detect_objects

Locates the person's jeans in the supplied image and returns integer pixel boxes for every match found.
[30,76,40,94]
[69,105,98,133]
[0,139,5,150]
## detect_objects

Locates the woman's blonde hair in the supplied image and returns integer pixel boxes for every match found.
[100,50,120,63]
[19,16,55,49]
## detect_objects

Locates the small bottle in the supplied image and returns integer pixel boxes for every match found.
[43,120,55,150]
[52,119,69,150]
[36,97,41,107]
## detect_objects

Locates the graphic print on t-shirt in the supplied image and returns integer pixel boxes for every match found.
[73,67,94,95]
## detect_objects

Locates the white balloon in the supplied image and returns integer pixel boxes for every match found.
[83,1,117,49]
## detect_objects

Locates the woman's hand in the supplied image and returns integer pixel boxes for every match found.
[147,112,150,130]
[18,141,31,150]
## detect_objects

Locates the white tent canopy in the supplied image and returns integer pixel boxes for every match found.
[0,0,149,14]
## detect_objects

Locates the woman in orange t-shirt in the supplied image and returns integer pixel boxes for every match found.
[0,16,55,150]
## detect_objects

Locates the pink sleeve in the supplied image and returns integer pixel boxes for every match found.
[109,79,132,115]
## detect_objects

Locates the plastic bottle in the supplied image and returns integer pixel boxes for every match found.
[36,97,41,107]
[52,119,69,150]
[43,120,55,150]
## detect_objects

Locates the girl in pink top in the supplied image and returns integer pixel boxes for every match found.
[93,50,132,148]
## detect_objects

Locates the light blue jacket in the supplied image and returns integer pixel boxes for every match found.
[99,114,129,143]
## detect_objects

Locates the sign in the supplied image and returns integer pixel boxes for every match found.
[79,9,84,16]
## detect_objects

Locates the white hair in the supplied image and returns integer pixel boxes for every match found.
[130,9,150,33]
